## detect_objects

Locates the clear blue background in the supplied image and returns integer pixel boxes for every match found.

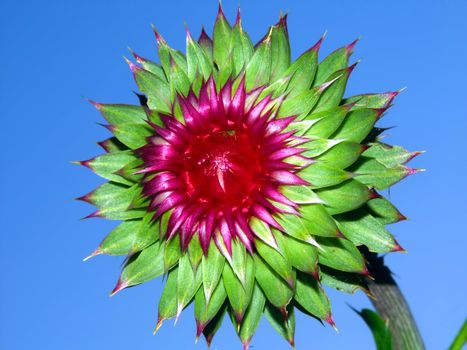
[1,0,466,349]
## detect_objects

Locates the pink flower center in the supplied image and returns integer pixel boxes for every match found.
[182,127,263,210]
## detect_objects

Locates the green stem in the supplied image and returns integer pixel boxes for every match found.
[363,250,425,350]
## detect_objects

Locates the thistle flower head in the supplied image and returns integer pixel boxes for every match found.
[77,5,421,348]
[136,77,309,256]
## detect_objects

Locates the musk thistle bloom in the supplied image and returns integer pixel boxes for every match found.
[77,5,421,349]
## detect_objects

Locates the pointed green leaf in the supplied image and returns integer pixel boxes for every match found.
[163,234,181,271]
[270,20,291,81]
[250,217,278,249]
[198,29,213,59]
[213,9,232,67]
[97,137,127,153]
[87,183,145,220]
[313,65,354,113]
[97,104,153,149]
[159,210,171,240]
[177,253,202,315]
[137,58,167,82]
[229,239,248,285]
[222,255,255,322]
[343,91,396,110]
[187,34,213,81]
[132,66,171,112]
[295,271,331,320]
[202,304,227,347]
[299,204,340,237]
[350,157,412,190]
[281,234,318,275]
[277,213,320,242]
[301,138,342,158]
[231,21,254,76]
[255,233,293,285]
[299,162,352,189]
[304,105,349,138]
[278,85,324,119]
[331,108,380,143]
[98,214,157,256]
[314,46,349,86]
[202,242,225,303]
[157,266,178,326]
[194,280,227,330]
[258,75,292,100]
[366,197,405,225]
[87,151,136,185]
[335,210,398,253]
[120,241,164,287]
[280,185,324,204]
[239,283,266,346]
[317,141,364,169]
[316,179,373,215]
[363,143,420,168]
[282,46,319,98]
[156,35,187,77]
[264,302,296,347]
[317,237,366,274]
[168,57,191,97]
[320,265,368,294]
[254,254,293,309]
[245,35,272,90]
[188,235,203,271]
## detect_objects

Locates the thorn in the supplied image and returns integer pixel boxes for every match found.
[85,98,102,110]
[123,56,138,72]
[235,6,241,27]
[393,240,407,253]
[311,269,321,282]
[369,188,381,199]
[175,303,183,325]
[81,210,101,220]
[83,248,102,262]
[326,315,339,332]
[235,311,244,329]
[71,159,90,168]
[397,86,408,94]
[288,336,296,349]
[96,122,114,132]
[217,1,226,21]
[347,60,360,74]
[153,316,164,334]
[74,193,91,202]
[242,339,251,350]
[109,277,128,297]
[97,140,110,151]
[128,48,146,63]
[374,106,390,119]
[345,37,360,56]
[198,27,211,43]
[406,167,425,176]
[407,150,425,162]
[151,25,166,45]
[311,31,327,52]
[397,212,409,221]
[196,321,205,340]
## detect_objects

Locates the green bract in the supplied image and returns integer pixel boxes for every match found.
[76,5,421,349]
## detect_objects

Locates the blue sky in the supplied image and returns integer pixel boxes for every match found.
[1,0,466,349]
